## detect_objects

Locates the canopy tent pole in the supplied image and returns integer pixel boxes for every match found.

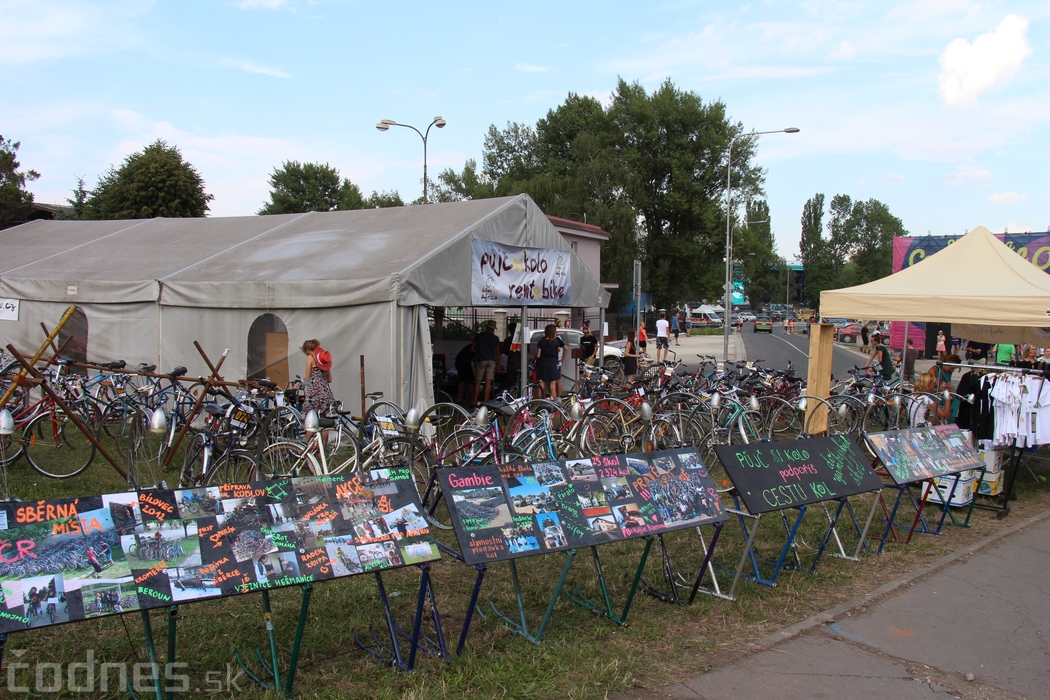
[521,305,528,396]
[599,307,606,365]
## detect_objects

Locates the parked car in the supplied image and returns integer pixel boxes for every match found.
[525,328,623,364]
[835,323,862,343]
[739,311,757,322]
[753,316,773,333]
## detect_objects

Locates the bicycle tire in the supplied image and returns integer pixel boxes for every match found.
[22,411,95,479]
[211,449,258,484]
[179,433,210,487]
[260,441,321,478]
[439,427,495,466]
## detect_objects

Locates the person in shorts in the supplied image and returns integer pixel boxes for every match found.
[472,320,501,405]
[655,312,670,363]
[671,312,682,346]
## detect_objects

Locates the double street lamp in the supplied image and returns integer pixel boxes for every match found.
[375,116,447,204]
[723,127,800,362]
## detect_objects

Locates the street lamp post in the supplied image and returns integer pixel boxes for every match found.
[375,116,447,204]
[723,127,800,362]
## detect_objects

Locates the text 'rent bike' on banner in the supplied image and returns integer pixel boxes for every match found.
[0,469,439,633]
[714,436,883,515]
[439,449,728,566]
[471,240,572,306]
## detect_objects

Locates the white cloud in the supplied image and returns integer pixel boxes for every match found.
[232,0,290,9]
[515,63,551,73]
[988,191,1028,203]
[938,14,1031,109]
[0,0,152,65]
[944,166,991,188]
[829,40,856,60]
[219,58,292,78]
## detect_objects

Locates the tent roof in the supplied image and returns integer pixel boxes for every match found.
[820,226,1050,326]
[0,195,608,309]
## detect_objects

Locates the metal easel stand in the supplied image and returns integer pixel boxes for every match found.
[637,523,727,605]
[489,551,576,645]
[937,467,985,528]
[564,538,653,626]
[915,468,981,535]
[810,495,881,572]
[436,542,487,656]
[125,606,180,700]
[725,498,808,598]
[352,563,446,671]
[231,584,313,698]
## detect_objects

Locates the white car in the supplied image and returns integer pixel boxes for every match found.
[739,311,756,322]
[525,328,623,364]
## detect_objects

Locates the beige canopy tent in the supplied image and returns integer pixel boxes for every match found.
[820,226,1050,333]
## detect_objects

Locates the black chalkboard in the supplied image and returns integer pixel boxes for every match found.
[439,449,728,565]
[713,436,882,514]
[864,425,984,485]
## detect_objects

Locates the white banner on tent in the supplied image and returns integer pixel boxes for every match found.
[471,240,571,306]
[0,298,19,321]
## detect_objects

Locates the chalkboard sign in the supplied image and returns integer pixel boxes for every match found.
[864,425,984,485]
[439,449,728,565]
[713,436,882,514]
[0,470,439,634]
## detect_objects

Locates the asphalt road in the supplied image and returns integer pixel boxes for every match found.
[739,323,870,381]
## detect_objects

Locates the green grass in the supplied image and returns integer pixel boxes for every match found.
[1,439,1048,699]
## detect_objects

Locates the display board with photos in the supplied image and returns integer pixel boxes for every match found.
[0,469,440,634]
[714,435,883,515]
[438,449,728,566]
[864,425,985,485]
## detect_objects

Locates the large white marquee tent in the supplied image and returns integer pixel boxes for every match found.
[0,194,609,408]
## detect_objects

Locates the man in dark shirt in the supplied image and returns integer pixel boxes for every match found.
[472,320,502,405]
[895,338,919,383]
[580,324,599,366]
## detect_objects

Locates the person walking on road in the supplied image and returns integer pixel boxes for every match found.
[782,317,789,334]
[671,312,682,346]
[655,312,670,363]
[637,322,648,355]
[860,322,870,353]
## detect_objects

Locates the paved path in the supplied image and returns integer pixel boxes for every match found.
[625,507,1050,699]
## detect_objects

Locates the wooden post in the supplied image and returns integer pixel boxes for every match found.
[806,323,835,434]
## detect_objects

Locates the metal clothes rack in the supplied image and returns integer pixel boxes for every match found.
[941,361,1050,518]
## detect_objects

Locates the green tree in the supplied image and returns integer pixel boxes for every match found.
[0,136,40,230]
[258,161,365,214]
[82,140,213,219]
[432,158,496,202]
[848,198,906,283]
[611,79,756,307]
[365,190,405,208]
[56,176,89,220]
[798,193,834,306]
[735,199,781,306]
[798,193,907,307]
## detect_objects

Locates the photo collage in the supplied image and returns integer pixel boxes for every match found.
[866,425,985,485]
[439,449,727,565]
[0,467,439,634]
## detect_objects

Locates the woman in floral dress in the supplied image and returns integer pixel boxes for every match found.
[300,339,334,413]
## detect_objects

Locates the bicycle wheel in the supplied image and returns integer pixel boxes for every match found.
[419,402,472,449]
[768,401,806,441]
[439,427,494,466]
[127,408,169,489]
[179,433,209,487]
[211,449,258,485]
[262,405,304,444]
[648,416,682,451]
[260,441,321,478]
[22,411,95,479]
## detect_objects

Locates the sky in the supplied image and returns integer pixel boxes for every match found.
[3,0,1048,259]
